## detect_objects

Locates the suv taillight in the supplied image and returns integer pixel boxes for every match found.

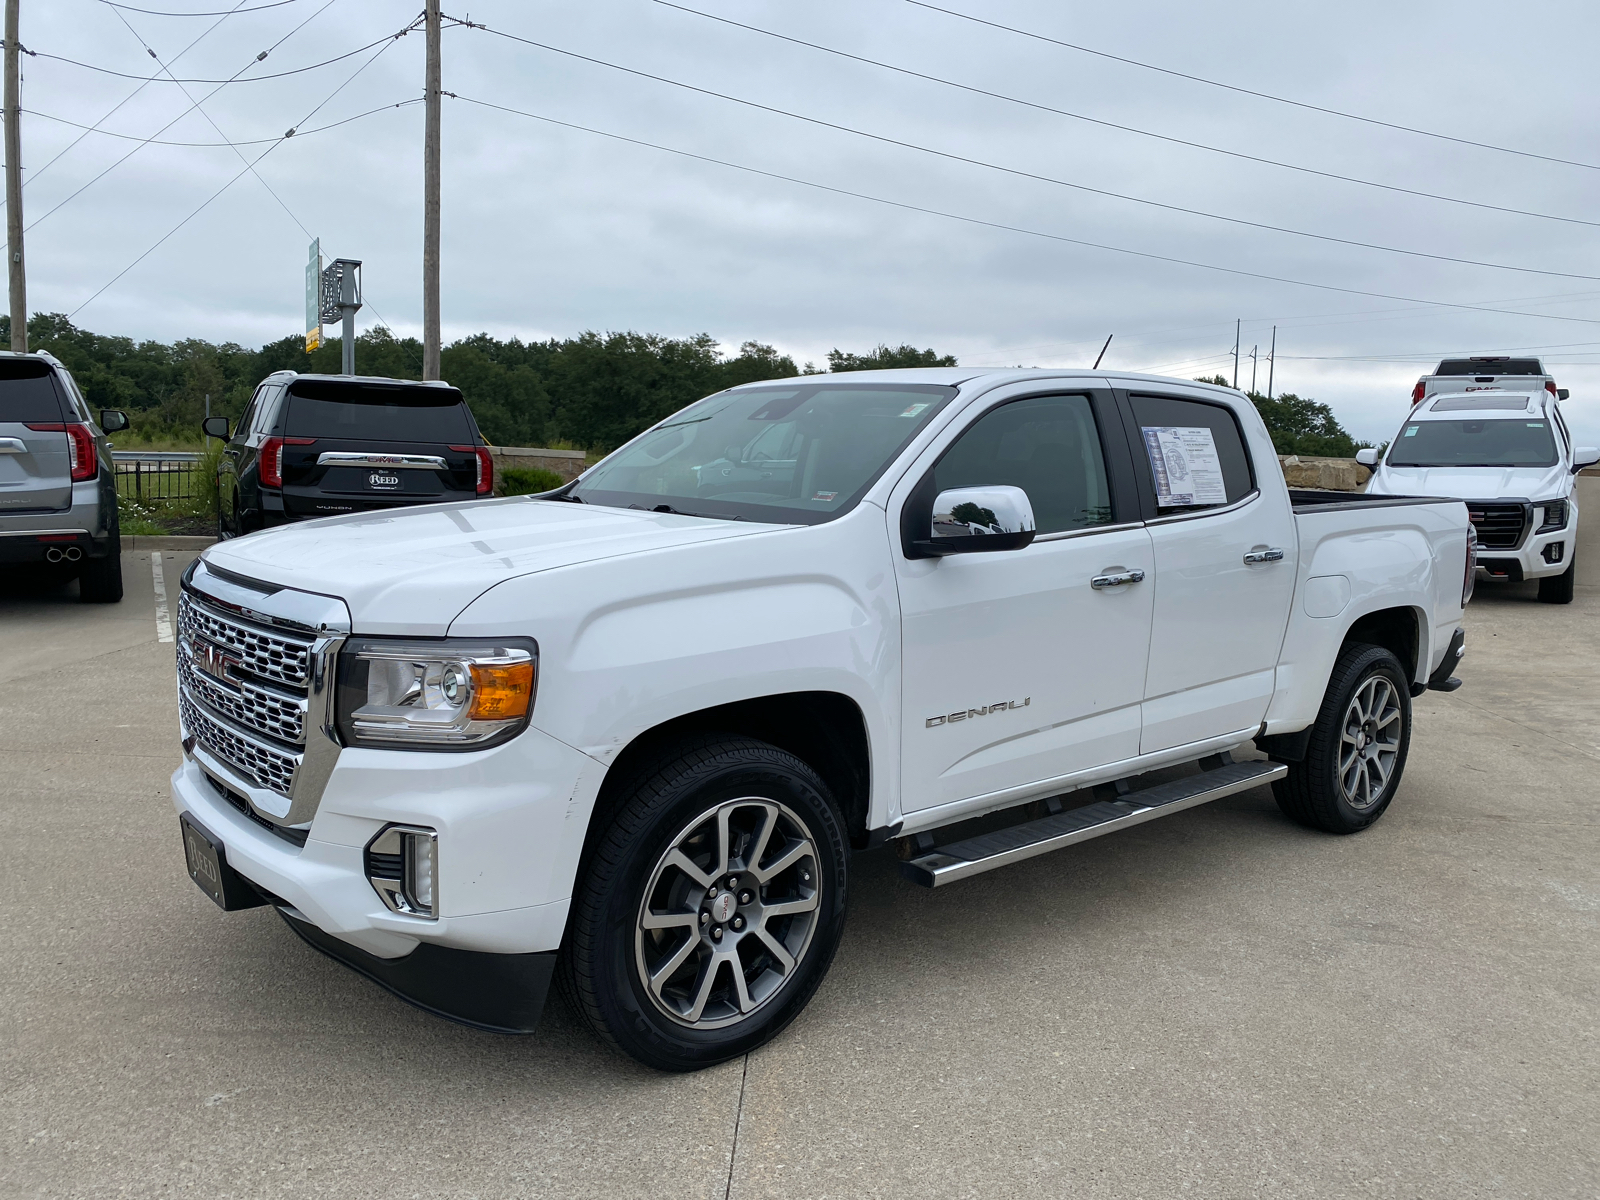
[451,445,494,495]
[259,436,314,488]
[1411,381,1426,405]
[1546,380,1559,397]
[25,422,97,482]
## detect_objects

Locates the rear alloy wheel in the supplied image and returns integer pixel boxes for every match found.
[1274,643,1411,833]
[561,736,848,1071]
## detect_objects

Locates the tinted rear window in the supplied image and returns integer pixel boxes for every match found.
[284,381,472,442]
[1434,358,1544,376]
[0,359,65,423]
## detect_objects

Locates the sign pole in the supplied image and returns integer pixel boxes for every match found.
[5,0,26,352]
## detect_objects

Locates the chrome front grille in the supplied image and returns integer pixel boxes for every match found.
[178,654,307,744]
[180,691,301,797]
[177,589,317,798]
[178,593,311,686]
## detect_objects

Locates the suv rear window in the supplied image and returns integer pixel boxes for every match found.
[0,359,66,423]
[283,381,473,443]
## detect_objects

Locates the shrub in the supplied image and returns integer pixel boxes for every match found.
[499,466,564,496]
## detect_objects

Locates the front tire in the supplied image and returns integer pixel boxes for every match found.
[1538,552,1576,604]
[560,736,849,1072]
[1274,643,1411,834]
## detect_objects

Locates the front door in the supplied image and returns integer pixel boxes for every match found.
[895,390,1155,815]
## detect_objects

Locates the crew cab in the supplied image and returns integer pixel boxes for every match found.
[168,369,1472,1071]
[1363,386,1598,603]
[205,372,494,538]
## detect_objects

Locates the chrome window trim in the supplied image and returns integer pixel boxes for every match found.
[1031,519,1147,543]
[1144,489,1261,527]
[314,452,449,470]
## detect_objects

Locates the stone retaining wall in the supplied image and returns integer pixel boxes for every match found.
[490,446,588,484]
[1278,454,1370,492]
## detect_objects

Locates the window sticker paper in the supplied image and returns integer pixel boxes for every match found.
[1141,426,1226,507]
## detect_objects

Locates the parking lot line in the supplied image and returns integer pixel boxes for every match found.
[151,553,172,643]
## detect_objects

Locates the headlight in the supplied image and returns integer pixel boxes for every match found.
[336,637,537,750]
[1537,499,1568,533]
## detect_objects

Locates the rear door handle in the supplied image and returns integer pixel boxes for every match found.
[1244,548,1285,564]
[1091,568,1146,589]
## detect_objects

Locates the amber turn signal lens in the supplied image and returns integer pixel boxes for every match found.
[468,661,535,720]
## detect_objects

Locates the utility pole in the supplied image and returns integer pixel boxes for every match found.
[1231,318,1240,389]
[4,0,25,353]
[1249,345,1258,394]
[1267,325,1277,401]
[422,0,441,379]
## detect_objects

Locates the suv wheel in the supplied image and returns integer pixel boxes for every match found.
[78,512,123,604]
[561,735,849,1072]
[1274,642,1411,834]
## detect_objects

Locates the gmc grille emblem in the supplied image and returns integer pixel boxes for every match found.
[192,639,240,683]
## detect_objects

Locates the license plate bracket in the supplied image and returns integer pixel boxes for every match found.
[180,814,267,911]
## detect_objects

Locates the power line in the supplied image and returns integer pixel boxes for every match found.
[905,1,1600,174]
[100,0,299,14]
[23,98,418,146]
[29,27,405,84]
[69,27,410,319]
[2,0,250,201]
[464,23,1600,283]
[654,1,1600,231]
[108,2,312,238]
[446,93,1600,327]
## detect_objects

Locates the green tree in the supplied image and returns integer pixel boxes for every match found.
[826,343,957,372]
[1194,374,1366,457]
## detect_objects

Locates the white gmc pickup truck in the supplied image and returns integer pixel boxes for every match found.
[171,369,1472,1071]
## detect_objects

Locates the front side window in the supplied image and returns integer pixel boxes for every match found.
[1129,394,1254,510]
[571,382,957,525]
[1386,419,1558,468]
[930,393,1112,534]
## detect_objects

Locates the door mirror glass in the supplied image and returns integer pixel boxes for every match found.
[1354,448,1380,467]
[1558,388,1570,401]
[202,416,231,440]
[1571,445,1600,472]
[921,485,1036,554]
[99,410,129,433]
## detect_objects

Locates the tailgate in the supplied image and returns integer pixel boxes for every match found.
[0,365,72,513]
[279,438,480,516]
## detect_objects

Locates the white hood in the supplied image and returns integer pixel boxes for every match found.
[1368,463,1569,502]
[201,497,780,633]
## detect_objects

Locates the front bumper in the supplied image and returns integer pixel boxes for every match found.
[1476,517,1573,581]
[170,721,603,1028]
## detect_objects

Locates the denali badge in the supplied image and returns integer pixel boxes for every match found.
[926,697,1030,728]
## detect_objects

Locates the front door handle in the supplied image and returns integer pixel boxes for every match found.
[1244,548,1285,564]
[1091,568,1146,589]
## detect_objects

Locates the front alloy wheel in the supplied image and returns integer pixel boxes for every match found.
[636,799,821,1029]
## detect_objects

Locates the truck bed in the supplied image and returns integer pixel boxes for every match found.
[1288,488,1460,515]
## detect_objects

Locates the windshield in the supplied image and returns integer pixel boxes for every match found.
[1387,418,1558,468]
[570,382,958,524]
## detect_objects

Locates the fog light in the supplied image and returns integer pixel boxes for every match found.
[365,825,438,918]
[1544,542,1565,564]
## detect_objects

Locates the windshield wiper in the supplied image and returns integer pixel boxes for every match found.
[629,503,740,521]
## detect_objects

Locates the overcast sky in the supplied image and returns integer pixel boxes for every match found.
[12,0,1600,444]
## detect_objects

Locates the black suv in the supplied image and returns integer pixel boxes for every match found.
[206,373,494,537]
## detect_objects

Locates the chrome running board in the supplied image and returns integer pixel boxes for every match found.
[899,759,1287,888]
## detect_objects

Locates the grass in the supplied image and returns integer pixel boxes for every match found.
[499,467,565,496]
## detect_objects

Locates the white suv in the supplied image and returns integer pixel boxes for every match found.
[1362,388,1599,603]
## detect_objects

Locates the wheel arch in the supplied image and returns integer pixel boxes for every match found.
[581,691,873,869]
[1341,604,1425,682]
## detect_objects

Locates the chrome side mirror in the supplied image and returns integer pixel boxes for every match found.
[1571,446,1600,473]
[916,485,1036,555]
[1354,447,1380,467]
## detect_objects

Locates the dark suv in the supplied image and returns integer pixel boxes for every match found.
[206,373,494,537]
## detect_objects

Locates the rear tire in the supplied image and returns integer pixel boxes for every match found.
[78,513,123,604]
[1537,552,1576,604]
[1274,642,1411,834]
[560,735,849,1072]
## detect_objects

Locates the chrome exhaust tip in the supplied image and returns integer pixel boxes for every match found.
[45,547,63,562]
[64,546,83,562]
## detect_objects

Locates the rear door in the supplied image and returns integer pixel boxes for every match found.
[1119,389,1298,753]
[0,359,72,514]
[275,380,480,517]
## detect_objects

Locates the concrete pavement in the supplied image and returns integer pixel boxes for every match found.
[3,492,1597,1199]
